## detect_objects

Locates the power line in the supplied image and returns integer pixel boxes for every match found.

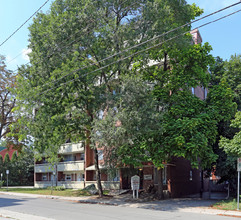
[8,1,131,69]
[0,0,50,48]
[8,18,94,67]
[36,7,241,97]
[7,51,25,65]
[10,1,241,74]
[34,1,241,91]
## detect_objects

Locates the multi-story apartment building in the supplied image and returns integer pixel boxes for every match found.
[34,142,120,189]
[34,29,210,198]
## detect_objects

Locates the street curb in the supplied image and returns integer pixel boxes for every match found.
[1,191,241,217]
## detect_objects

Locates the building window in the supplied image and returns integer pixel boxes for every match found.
[80,153,85,160]
[108,170,120,181]
[42,174,47,181]
[65,174,72,181]
[98,150,103,160]
[154,167,167,185]
[162,166,167,185]
[63,154,73,162]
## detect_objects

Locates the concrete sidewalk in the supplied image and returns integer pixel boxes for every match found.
[0,191,241,218]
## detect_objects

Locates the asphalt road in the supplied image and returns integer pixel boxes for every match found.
[0,194,238,220]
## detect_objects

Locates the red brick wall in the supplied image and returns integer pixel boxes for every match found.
[85,145,94,167]
[143,167,154,189]
[75,153,81,161]
[101,172,107,181]
[36,173,42,181]
[58,172,64,181]
[86,170,94,181]
[169,157,201,198]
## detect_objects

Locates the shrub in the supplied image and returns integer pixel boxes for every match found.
[47,186,65,191]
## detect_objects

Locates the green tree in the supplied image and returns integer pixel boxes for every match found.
[208,55,241,192]
[222,54,241,110]
[209,56,225,86]
[0,155,3,178]
[220,111,241,157]
[14,0,203,197]
[0,55,17,145]
[92,75,163,167]
[92,43,236,198]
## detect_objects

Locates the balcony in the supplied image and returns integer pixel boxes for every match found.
[58,142,84,154]
[57,161,84,172]
[35,161,84,173]
[35,181,85,189]
[35,164,54,173]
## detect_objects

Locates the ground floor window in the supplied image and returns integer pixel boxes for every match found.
[65,174,72,181]
[42,174,47,181]
[108,170,120,181]
[154,166,167,185]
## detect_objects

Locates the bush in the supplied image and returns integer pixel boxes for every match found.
[54,186,65,191]
[47,186,65,191]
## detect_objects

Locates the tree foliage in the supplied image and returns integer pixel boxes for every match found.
[0,150,34,186]
[0,55,17,146]
[14,0,205,196]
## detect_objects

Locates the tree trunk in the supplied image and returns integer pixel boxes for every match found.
[94,147,103,197]
[86,109,103,197]
[157,168,164,199]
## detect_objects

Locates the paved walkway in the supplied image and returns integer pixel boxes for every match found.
[0,191,241,219]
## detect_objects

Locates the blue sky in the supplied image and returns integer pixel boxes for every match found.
[0,0,241,72]
[186,0,241,60]
[0,0,53,71]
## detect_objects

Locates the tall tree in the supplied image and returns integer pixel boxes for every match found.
[0,56,16,144]
[208,55,241,191]
[14,0,203,197]
[221,54,241,110]
[92,43,236,198]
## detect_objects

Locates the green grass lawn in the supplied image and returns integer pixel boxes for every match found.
[212,198,241,211]
[0,187,93,197]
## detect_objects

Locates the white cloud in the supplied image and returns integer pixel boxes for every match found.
[21,48,32,61]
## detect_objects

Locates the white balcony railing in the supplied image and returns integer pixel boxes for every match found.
[34,164,54,173]
[58,142,84,154]
[35,161,84,173]
[35,181,85,189]
[57,161,84,172]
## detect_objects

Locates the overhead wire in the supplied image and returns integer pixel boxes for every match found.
[33,1,241,93]
[35,7,241,97]
[7,0,131,69]
[10,1,241,74]
[0,0,51,48]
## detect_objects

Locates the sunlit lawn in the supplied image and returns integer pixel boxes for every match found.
[0,187,92,197]
[212,198,241,211]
